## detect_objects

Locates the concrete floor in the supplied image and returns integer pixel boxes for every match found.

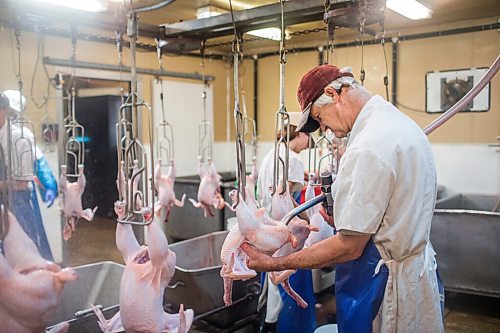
[62,217,500,332]
[63,217,124,266]
[314,290,500,333]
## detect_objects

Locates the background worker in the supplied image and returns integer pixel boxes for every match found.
[0,91,57,261]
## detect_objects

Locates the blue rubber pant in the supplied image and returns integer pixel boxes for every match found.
[11,188,54,261]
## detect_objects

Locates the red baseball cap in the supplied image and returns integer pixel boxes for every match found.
[296,64,354,133]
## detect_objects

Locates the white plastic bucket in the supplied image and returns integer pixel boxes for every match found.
[314,324,338,333]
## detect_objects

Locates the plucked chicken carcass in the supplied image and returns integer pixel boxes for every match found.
[219,165,260,306]
[225,187,314,307]
[220,225,257,306]
[267,186,318,308]
[188,158,227,217]
[92,202,193,333]
[230,189,297,253]
[116,160,143,211]
[220,186,258,306]
[154,158,186,222]
[59,164,97,240]
[0,211,77,333]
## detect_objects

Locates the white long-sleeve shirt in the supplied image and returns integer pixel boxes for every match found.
[256,143,305,216]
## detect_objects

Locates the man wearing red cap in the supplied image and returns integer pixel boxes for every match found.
[242,65,444,333]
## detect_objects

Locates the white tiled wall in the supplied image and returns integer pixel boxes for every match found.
[431,144,499,195]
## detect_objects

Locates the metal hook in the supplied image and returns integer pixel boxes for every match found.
[155,40,174,166]
[233,44,246,206]
[271,0,290,196]
[115,9,155,225]
[241,91,257,168]
[0,205,8,254]
[0,147,9,244]
[63,89,85,177]
[198,41,213,165]
[308,135,340,186]
[9,29,36,180]
[116,97,155,225]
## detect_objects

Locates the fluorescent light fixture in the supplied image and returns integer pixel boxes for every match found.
[247,28,282,41]
[35,0,107,12]
[196,5,226,19]
[386,0,432,20]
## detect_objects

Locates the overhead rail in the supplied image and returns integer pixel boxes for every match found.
[161,0,354,40]
[0,3,160,39]
[255,21,500,59]
[3,18,497,59]
[43,57,214,82]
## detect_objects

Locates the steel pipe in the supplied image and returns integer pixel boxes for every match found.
[281,193,326,225]
[133,0,176,13]
[43,57,214,82]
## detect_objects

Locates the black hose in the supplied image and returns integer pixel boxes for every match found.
[133,0,175,13]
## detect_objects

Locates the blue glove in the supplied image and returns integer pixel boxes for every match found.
[35,156,58,201]
[44,189,56,208]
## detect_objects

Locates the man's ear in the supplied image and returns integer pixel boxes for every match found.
[324,86,339,101]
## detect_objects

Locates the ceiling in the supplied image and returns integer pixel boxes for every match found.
[1,0,499,54]
[136,0,500,28]
[146,0,500,53]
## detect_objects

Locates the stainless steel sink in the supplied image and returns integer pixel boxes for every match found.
[165,230,259,328]
[48,261,124,332]
[432,194,500,297]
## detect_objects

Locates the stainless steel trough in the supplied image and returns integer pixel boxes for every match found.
[166,174,237,241]
[165,230,259,328]
[47,261,124,332]
[431,193,500,297]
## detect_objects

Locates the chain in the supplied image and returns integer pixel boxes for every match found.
[324,0,333,64]
[205,36,259,49]
[6,17,330,52]
[200,40,208,122]
[116,30,125,99]
[359,0,367,85]
[229,0,246,204]
[379,2,389,101]
[14,29,25,109]
[71,31,77,82]
[1,18,156,51]
[205,27,328,49]
[5,18,331,55]
[288,27,327,36]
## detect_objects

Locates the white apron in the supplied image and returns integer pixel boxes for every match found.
[334,95,444,332]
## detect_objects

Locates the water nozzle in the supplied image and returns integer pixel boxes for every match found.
[320,171,334,217]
